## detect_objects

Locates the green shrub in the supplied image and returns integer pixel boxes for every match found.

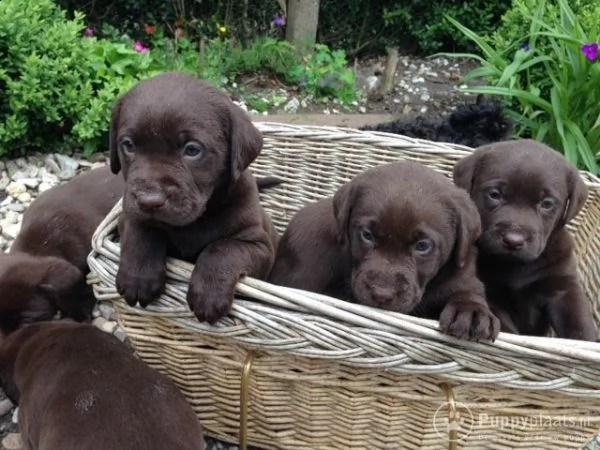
[286,44,357,104]
[0,0,159,156]
[442,0,600,175]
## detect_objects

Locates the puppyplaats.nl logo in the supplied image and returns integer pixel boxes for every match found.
[433,400,474,443]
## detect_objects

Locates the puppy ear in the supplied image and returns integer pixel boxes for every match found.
[451,192,482,269]
[38,258,83,302]
[558,166,589,228]
[332,182,356,245]
[109,97,123,174]
[453,150,487,194]
[229,107,263,183]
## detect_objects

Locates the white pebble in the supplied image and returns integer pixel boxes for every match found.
[5,211,20,224]
[38,182,54,193]
[5,182,26,197]
[2,223,21,240]
[17,192,31,203]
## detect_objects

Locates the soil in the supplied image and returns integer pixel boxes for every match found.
[232,54,481,118]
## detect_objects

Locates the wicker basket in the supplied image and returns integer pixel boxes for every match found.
[88,123,600,450]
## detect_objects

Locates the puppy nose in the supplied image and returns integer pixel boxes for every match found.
[502,231,526,250]
[136,191,167,210]
[371,286,396,305]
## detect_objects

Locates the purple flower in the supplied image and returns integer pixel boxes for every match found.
[133,41,149,54]
[272,12,286,27]
[83,27,94,37]
[520,43,530,51]
[581,43,599,62]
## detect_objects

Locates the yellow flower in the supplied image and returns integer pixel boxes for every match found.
[218,25,227,34]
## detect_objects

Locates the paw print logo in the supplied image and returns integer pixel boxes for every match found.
[433,401,474,443]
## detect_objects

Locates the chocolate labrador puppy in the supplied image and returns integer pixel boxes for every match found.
[109,72,277,324]
[0,166,124,334]
[268,161,500,341]
[0,321,204,450]
[453,139,597,340]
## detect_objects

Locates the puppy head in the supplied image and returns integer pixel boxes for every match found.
[453,139,588,261]
[0,253,82,336]
[109,72,263,227]
[333,162,481,312]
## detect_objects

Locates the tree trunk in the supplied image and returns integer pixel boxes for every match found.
[379,46,399,95]
[286,0,320,55]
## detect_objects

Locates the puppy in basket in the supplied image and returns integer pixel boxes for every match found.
[453,139,598,340]
[269,161,500,342]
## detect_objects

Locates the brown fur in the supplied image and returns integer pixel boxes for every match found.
[0,167,124,334]
[0,321,204,450]
[109,72,277,324]
[453,139,597,340]
[268,161,500,341]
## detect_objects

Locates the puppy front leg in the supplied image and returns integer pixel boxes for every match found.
[548,282,598,341]
[439,291,501,342]
[116,218,167,307]
[187,234,274,324]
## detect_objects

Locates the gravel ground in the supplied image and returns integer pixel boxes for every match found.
[1,54,599,449]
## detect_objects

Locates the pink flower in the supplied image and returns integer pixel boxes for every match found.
[83,27,94,37]
[133,41,149,54]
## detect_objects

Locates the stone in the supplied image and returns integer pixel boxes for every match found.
[14,158,26,169]
[113,328,129,342]
[15,177,39,189]
[0,175,10,190]
[420,92,431,102]
[365,75,379,92]
[5,203,25,213]
[283,97,300,114]
[44,156,61,175]
[57,169,76,181]
[4,211,20,224]
[2,224,21,240]
[54,154,79,173]
[358,106,366,114]
[98,303,117,321]
[16,192,31,203]
[5,182,26,198]
[4,161,19,179]
[2,433,22,450]
[0,399,13,417]
[38,182,54,193]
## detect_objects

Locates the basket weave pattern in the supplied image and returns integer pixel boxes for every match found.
[88,123,600,449]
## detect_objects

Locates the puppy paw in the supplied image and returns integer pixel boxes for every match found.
[116,265,166,308]
[186,275,235,324]
[439,299,500,342]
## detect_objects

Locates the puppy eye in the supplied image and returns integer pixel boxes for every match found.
[488,188,502,201]
[183,142,204,158]
[360,228,374,243]
[540,198,556,210]
[120,137,135,154]
[413,239,433,255]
